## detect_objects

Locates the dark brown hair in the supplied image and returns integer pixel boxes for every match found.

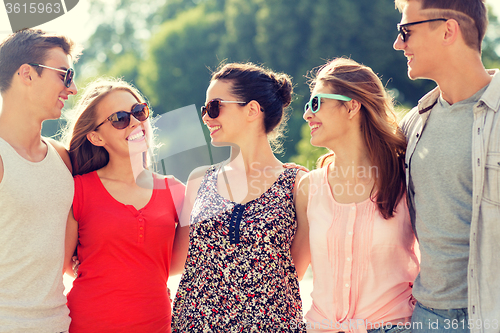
[0,28,81,93]
[63,78,149,176]
[312,58,406,219]
[211,62,293,149]
[395,0,488,52]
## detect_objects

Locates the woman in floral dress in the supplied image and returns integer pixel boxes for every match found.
[172,63,307,332]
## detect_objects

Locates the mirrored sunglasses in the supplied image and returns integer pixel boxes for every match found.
[95,103,150,130]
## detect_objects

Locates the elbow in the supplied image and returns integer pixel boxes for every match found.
[295,264,309,281]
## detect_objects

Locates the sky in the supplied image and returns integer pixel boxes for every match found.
[1,0,500,47]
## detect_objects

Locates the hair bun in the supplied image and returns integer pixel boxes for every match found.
[275,74,293,108]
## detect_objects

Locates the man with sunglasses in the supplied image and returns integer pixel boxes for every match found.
[0,29,80,332]
[393,1,499,332]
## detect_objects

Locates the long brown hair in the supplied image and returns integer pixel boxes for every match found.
[312,58,406,219]
[62,78,150,176]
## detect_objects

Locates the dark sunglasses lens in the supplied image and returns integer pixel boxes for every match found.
[312,96,319,112]
[203,100,220,118]
[398,27,407,42]
[110,111,131,129]
[65,68,74,88]
[132,104,149,121]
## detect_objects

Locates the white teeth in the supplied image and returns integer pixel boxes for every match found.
[310,124,321,130]
[127,132,144,141]
[209,126,221,134]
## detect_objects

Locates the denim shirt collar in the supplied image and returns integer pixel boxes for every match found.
[479,69,500,112]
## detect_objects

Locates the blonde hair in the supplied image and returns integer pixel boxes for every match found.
[62,77,155,175]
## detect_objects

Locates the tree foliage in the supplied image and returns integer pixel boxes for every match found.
[61,0,500,163]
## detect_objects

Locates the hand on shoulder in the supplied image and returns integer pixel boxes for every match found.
[283,162,309,173]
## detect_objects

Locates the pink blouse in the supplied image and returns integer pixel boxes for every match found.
[305,165,419,333]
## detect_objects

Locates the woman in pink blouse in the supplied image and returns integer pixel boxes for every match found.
[292,58,419,333]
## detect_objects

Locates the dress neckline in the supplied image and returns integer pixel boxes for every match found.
[213,164,291,206]
[91,171,158,212]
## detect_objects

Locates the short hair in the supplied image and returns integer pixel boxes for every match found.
[395,0,488,52]
[0,28,81,93]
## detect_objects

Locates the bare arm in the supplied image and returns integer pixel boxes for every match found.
[169,166,209,276]
[47,138,72,174]
[64,208,79,276]
[291,173,311,281]
[170,223,190,276]
[0,155,4,184]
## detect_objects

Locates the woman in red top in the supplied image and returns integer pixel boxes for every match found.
[63,78,186,333]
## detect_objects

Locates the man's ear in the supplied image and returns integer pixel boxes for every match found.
[87,131,105,147]
[346,99,362,119]
[443,19,460,46]
[18,64,34,86]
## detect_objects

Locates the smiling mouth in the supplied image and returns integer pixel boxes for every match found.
[209,125,221,134]
[127,130,145,141]
[310,124,321,133]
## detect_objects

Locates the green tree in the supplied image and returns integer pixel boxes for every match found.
[138,4,225,114]
[50,0,500,163]
[483,7,500,69]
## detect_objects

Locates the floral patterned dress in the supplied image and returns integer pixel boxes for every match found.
[172,165,305,332]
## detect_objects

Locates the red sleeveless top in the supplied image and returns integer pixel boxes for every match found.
[68,171,181,333]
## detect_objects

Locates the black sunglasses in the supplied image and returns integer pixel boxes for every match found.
[28,63,75,88]
[201,99,247,119]
[397,18,447,42]
[95,103,150,130]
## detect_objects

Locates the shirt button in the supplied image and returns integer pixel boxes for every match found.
[351,206,355,210]
[345,283,349,288]
[139,218,144,222]
[346,257,351,262]
[139,235,143,238]
[140,227,144,230]
[348,231,353,236]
